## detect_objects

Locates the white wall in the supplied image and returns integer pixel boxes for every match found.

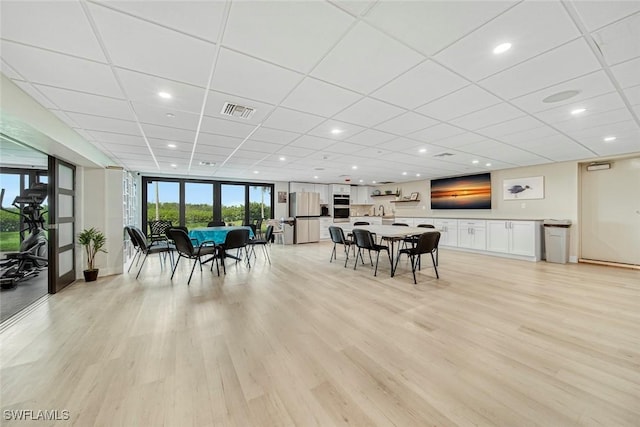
[375,161,579,259]
[78,167,124,277]
[274,181,289,219]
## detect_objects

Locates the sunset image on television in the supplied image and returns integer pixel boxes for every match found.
[430,173,492,209]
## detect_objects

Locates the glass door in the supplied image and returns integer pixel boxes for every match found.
[48,157,75,293]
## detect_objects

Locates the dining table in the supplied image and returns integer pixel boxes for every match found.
[189,226,255,263]
[339,224,439,277]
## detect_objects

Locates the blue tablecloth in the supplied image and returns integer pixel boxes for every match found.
[189,226,254,245]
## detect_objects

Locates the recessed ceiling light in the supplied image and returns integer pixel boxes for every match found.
[372,181,376,184]
[493,42,512,55]
[167,143,176,148]
[543,90,581,103]
[352,165,358,170]
[571,108,586,115]
[359,179,364,183]
[331,129,343,135]
[604,136,616,142]
[313,175,319,179]
[486,163,492,167]
[166,113,175,118]
[253,170,259,174]
[419,148,427,153]
[279,156,286,161]
[416,173,421,177]
[158,91,172,99]
[402,172,407,175]
[171,164,177,168]
[472,160,479,164]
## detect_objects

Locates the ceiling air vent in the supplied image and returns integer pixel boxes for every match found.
[220,102,255,119]
[378,181,394,184]
[433,152,454,158]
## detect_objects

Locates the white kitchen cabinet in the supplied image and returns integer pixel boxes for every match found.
[316,184,329,204]
[351,216,381,225]
[486,220,541,259]
[393,217,414,226]
[433,218,458,247]
[290,182,315,194]
[457,220,486,250]
[319,217,333,240]
[413,218,435,227]
[332,184,351,195]
[350,186,372,204]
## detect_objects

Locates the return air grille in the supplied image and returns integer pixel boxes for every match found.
[433,152,454,157]
[221,102,255,119]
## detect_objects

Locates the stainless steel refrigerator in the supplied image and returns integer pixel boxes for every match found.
[290,192,320,244]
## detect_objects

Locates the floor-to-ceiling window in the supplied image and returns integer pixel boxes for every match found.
[185,182,214,229]
[141,177,274,232]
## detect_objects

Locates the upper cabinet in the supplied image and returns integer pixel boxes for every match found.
[332,184,351,195]
[351,186,372,204]
[290,182,329,204]
[316,184,329,204]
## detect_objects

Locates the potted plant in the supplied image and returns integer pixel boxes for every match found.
[78,227,107,282]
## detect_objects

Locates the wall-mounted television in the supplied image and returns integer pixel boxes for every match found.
[430,173,492,209]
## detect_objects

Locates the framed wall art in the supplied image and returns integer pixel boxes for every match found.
[503,176,544,200]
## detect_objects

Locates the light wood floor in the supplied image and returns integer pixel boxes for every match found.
[1,242,639,426]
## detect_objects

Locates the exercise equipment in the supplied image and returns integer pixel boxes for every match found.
[0,182,49,289]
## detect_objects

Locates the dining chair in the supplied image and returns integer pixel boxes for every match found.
[217,228,251,274]
[328,226,354,267]
[416,224,438,265]
[267,219,284,245]
[207,220,226,227]
[352,229,391,277]
[394,232,440,283]
[349,221,377,243]
[247,225,273,264]
[166,228,218,284]
[148,219,173,246]
[124,226,142,273]
[129,226,175,279]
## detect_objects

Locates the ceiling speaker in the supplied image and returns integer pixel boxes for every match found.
[586,162,611,171]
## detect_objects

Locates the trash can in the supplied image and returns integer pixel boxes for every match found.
[543,219,571,263]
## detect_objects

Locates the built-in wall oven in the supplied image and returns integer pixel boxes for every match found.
[333,194,350,222]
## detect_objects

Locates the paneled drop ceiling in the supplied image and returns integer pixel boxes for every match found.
[1,0,639,184]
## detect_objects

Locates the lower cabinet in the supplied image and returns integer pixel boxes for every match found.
[433,218,458,247]
[486,220,541,259]
[319,218,333,240]
[457,220,486,250]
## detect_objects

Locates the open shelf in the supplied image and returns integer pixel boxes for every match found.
[390,199,420,203]
[371,193,399,197]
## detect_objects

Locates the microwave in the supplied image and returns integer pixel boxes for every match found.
[333,194,350,206]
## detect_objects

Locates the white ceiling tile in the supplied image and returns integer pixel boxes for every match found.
[435,1,580,81]
[458,140,548,164]
[610,57,640,88]
[64,112,140,134]
[197,133,243,149]
[274,145,316,158]
[512,133,594,159]
[496,125,559,145]
[203,90,274,124]
[563,118,639,142]
[116,68,206,114]
[251,127,300,144]
[1,60,23,80]
[534,92,628,127]
[626,85,640,105]
[431,132,486,149]
[50,110,79,128]
[374,137,422,151]
[233,149,270,160]
[510,71,616,113]
[366,1,515,56]
[334,97,405,127]
[289,135,335,150]
[12,81,58,109]
[35,85,132,120]
[282,77,361,117]
[593,14,640,66]
[199,115,256,138]
[345,129,396,146]
[415,85,501,121]
[88,3,215,86]
[212,48,302,104]
[450,102,525,131]
[572,0,640,31]
[262,107,326,134]
[308,120,365,140]
[0,1,106,62]
[476,116,544,139]
[146,137,191,152]
[88,130,146,145]
[480,38,602,99]
[224,1,354,73]
[372,60,469,108]
[311,22,424,93]
[582,128,640,156]
[330,0,376,16]
[241,139,284,153]
[1,40,123,97]
[374,112,438,135]
[104,1,226,42]
[409,123,465,143]
[132,102,200,130]
[142,123,195,142]
[324,142,367,154]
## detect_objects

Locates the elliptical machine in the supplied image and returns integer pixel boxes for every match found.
[0,182,49,289]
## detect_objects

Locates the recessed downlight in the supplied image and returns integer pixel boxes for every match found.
[416,173,421,177]
[419,148,427,153]
[331,129,343,135]
[359,179,364,183]
[352,165,358,170]
[402,172,407,176]
[279,156,286,161]
[253,170,259,174]
[166,113,175,118]
[472,159,479,164]
[158,91,172,99]
[167,143,176,148]
[171,163,177,168]
[493,42,512,54]
[604,136,616,142]
[486,163,492,167]
[372,181,376,184]
[571,108,586,115]
[543,90,581,103]
[313,175,319,179]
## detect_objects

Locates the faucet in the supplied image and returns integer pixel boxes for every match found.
[378,205,385,217]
